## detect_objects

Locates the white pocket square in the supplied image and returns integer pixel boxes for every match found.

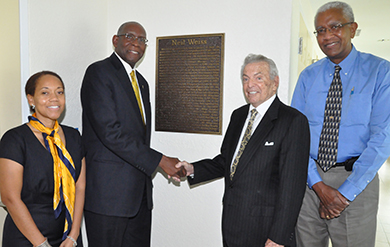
[265,141,274,146]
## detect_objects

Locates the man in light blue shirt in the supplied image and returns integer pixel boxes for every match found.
[291,1,390,247]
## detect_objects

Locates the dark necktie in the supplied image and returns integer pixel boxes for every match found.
[230,109,258,180]
[317,65,342,172]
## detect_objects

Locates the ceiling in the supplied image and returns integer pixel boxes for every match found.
[309,0,390,61]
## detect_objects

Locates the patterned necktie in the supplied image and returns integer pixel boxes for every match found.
[130,70,145,124]
[317,65,342,172]
[230,109,258,180]
[29,113,76,240]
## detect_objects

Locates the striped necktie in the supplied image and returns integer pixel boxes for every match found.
[29,114,76,240]
[130,70,145,124]
[317,65,342,172]
[230,109,258,180]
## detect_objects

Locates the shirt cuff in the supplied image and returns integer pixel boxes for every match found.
[307,159,322,188]
[338,179,363,201]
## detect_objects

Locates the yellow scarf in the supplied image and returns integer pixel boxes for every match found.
[29,113,76,239]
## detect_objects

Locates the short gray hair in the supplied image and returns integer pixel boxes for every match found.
[315,1,354,25]
[241,54,279,80]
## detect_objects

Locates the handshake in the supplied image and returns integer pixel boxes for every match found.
[158,155,194,182]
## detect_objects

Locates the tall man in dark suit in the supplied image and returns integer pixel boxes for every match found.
[176,54,310,247]
[81,21,184,247]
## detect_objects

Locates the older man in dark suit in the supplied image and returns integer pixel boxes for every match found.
[176,54,310,247]
[81,21,184,247]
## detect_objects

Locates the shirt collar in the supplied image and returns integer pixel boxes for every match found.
[326,44,357,77]
[114,52,135,75]
[250,94,276,117]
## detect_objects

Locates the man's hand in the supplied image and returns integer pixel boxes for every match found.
[158,155,186,180]
[176,161,194,176]
[265,239,284,247]
[319,202,333,220]
[313,181,349,218]
[169,161,195,182]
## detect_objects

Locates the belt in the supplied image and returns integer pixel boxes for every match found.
[316,156,359,171]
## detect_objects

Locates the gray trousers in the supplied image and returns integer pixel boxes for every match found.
[296,165,379,247]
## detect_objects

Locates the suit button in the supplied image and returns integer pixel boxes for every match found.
[229,185,233,188]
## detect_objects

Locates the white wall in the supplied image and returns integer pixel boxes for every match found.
[26,0,109,129]
[23,0,293,246]
[289,0,322,103]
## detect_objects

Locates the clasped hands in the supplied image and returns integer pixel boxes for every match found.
[312,181,349,220]
[158,156,194,181]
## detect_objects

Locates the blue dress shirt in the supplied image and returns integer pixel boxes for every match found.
[291,45,390,201]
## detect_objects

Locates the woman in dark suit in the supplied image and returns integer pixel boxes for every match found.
[0,71,85,247]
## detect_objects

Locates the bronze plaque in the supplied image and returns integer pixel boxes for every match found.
[155,33,224,135]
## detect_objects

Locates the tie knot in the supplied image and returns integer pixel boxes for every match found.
[130,70,137,81]
[334,65,341,73]
[250,109,258,119]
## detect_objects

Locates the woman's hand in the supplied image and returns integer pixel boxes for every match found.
[59,237,76,247]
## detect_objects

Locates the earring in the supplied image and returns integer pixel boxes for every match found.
[31,104,35,110]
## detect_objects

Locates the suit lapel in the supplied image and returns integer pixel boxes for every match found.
[137,73,153,144]
[230,97,280,182]
[110,53,134,101]
[109,54,146,126]
[226,105,250,168]
[137,73,150,125]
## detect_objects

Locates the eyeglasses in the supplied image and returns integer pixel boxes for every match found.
[314,22,354,37]
[117,33,148,45]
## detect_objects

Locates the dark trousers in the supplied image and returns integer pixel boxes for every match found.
[84,194,151,247]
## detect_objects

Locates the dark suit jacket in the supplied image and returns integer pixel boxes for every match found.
[188,97,310,247]
[81,53,162,217]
